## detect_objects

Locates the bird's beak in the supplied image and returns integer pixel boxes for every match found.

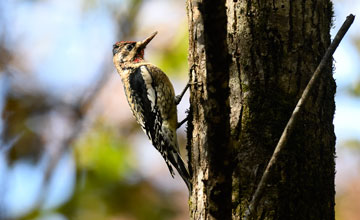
[138,31,158,49]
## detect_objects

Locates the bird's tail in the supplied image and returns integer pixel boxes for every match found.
[168,150,192,191]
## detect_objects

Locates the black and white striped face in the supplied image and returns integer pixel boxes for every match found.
[112,32,158,64]
[113,41,138,63]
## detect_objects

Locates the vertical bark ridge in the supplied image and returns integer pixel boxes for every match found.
[187,0,335,219]
[226,0,335,219]
[187,0,232,219]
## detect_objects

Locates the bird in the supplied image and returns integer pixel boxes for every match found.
[112,32,191,190]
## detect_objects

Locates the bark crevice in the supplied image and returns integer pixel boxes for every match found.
[187,1,335,219]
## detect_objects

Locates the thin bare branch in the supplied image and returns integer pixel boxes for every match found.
[244,14,355,219]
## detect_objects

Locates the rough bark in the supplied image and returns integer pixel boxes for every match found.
[186,0,335,219]
[186,1,232,219]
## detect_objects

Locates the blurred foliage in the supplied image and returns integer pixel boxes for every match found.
[55,123,179,220]
[58,175,178,220]
[348,37,360,97]
[0,0,189,219]
[155,26,188,77]
[4,92,50,163]
[74,121,136,182]
[354,37,360,56]
[335,179,360,220]
[342,139,360,151]
[347,79,360,97]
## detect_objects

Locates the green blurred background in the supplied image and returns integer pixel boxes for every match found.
[0,0,359,219]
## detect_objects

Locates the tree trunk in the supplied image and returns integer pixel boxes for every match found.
[186,1,335,219]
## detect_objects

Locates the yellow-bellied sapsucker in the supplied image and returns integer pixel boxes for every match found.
[112,32,191,190]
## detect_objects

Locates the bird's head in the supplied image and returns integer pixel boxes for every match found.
[113,31,157,64]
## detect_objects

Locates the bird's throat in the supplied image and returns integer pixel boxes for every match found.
[134,49,145,63]
[134,57,143,63]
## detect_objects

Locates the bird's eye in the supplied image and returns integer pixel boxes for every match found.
[126,44,134,51]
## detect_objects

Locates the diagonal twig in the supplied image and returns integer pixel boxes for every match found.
[244,14,355,219]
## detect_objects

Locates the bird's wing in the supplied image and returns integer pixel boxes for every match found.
[128,65,176,176]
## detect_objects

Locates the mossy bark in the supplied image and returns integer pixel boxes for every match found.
[186,0,335,219]
[186,1,232,219]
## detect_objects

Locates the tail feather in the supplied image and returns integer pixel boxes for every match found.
[165,160,175,178]
[167,151,192,191]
